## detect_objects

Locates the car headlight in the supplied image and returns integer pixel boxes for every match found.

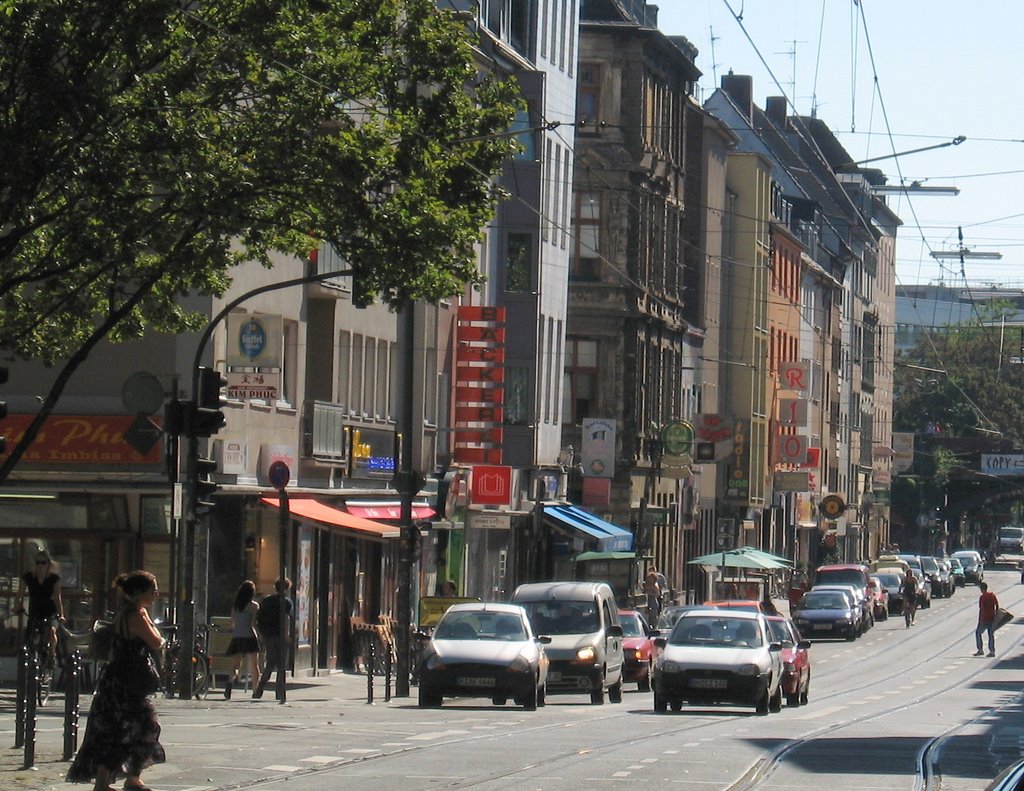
[736,663,761,677]
[574,646,597,664]
[508,655,531,673]
[425,654,446,671]
[631,649,643,661]
[657,660,683,673]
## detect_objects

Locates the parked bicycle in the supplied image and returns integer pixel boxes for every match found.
[156,622,214,699]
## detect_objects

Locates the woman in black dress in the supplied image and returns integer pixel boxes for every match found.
[68,571,166,791]
[14,549,64,662]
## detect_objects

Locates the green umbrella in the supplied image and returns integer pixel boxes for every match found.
[688,547,791,570]
[734,546,794,568]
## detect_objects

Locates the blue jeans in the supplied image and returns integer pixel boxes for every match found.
[976,620,995,653]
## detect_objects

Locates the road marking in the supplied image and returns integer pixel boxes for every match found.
[381,742,410,747]
[409,729,470,741]
[341,748,380,755]
[263,765,304,772]
[301,755,343,763]
[864,694,885,701]
[665,749,680,754]
[613,771,632,777]
[642,758,658,763]
[793,704,845,720]
[683,743,701,747]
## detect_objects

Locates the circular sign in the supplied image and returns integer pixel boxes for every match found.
[819,494,846,518]
[268,460,290,490]
[121,372,165,416]
[239,319,267,361]
[661,421,694,456]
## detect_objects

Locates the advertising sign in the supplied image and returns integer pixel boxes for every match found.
[778,361,810,392]
[778,399,808,426]
[777,433,809,465]
[453,306,505,465]
[726,419,750,502]
[226,313,283,368]
[581,418,616,478]
[348,427,395,480]
[470,465,512,506]
[0,414,163,466]
[893,432,915,472]
[981,454,1024,476]
[775,471,810,492]
[226,371,280,401]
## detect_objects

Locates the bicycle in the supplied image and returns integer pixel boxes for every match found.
[20,614,59,707]
[157,622,213,699]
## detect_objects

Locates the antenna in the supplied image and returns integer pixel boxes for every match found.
[709,26,720,87]
[774,40,806,104]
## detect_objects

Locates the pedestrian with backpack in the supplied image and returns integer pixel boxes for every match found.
[254,578,292,700]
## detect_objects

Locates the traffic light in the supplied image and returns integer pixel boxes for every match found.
[195,454,219,509]
[185,367,227,437]
[0,366,7,455]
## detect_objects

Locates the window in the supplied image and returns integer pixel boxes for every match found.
[571,191,601,280]
[551,144,562,244]
[280,321,297,407]
[376,340,388,419]
[564,339,598,422]
[505,232,532,292]
[577,63,600,129]
[504,365,531,426]
[351,334,364,414]
[363,334,376,417]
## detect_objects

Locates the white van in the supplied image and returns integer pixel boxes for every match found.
[510,581,624,704]
[998,526,1024,553]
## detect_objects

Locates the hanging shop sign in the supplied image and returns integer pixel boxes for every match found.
[453,306,505,465]
[581,418,616,478]
[227,313,283,368]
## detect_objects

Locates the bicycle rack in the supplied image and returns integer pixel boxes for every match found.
[63,651,81,760]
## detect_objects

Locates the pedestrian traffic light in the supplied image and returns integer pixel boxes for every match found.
[195,454,219,509]
[185,367,227,437]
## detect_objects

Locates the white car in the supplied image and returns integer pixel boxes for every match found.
[652,610,784,715]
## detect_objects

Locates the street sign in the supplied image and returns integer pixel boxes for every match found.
[661,420,694,456]
[268,460,290,490]
[819,494,845,518]
[124,415,163,455]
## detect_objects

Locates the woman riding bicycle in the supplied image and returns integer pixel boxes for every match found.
[14,549,65,662]
[899,568,919,628]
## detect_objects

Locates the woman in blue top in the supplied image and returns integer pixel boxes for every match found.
[224,580,261,699]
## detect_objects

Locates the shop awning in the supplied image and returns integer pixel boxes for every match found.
[344,501,436,520]
[544,505,634,552]
[260,497,400,539]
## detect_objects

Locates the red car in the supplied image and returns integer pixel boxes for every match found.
[617,609,656,692]
[765,615,811,707]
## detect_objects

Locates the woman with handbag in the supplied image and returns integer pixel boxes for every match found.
[69,570,166,791]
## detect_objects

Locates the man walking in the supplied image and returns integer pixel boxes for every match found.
[254,577,293,699]
[974,581,999,657]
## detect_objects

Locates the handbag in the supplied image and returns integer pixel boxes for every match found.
[993,607,1014,631]
[110,632,161,695]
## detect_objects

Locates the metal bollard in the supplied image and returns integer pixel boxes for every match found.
[63,651,80,760]
[384,642,392,702]
[365,639,374,704]
[24,651,38,769]
[15,644,27,748]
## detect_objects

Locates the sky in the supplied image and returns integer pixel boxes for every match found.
[655,0,1024,289]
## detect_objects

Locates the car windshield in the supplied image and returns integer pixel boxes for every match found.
[767,620,793,644]
[948,558,963,570]
[815,570,864,587]
[434,611,527,641]
[670,616,763,648]
[921,557,939,572]
[1000,527,1023,539]
[800,593,848,610]
[519,600,599,635]
[876,574,902,587]
[619,613,646,637]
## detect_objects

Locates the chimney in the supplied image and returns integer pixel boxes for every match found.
[765,96,788,129]
[721,72,753,123]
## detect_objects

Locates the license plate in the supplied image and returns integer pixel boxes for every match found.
[689,678,727,689]
[813,624,832,631]
[457,676,496,687]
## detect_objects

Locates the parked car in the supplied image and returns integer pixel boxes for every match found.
[867,575,889,620]
[652,610,783,715]
[947,556,966,587]
[910,568,932,608]
[416,602,549,710]
[791,589,860,641]
[934,557,956,597]
[874,572,905,615]
[951,550,985,584]
[998,526,1024,554]
[919,555,946,597]
[511,581,624,704]
[869,555,910,575]
[765,616,811,707]
[618,609,656,692]
[811,583,872,633]
[985,757,1024,790]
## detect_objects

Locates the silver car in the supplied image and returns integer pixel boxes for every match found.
[417,602,550,710]
[653,610,784,715]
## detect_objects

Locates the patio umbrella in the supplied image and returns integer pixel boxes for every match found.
[687,547,791,570]
[733,546,794,568]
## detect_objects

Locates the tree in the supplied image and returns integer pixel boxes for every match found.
[0,0,521,477]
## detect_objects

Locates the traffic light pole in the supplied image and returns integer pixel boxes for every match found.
[176,266,353,699]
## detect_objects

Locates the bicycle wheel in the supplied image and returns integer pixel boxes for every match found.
[192,652,211,699]
[37,652,54,706]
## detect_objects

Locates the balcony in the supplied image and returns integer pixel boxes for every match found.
[304,400,348,462]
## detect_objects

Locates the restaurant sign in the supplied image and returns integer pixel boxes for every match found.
[0,414,163,466]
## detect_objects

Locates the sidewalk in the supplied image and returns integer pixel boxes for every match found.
[0,670,377,790]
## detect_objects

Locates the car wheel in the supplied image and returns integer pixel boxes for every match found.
[769,684,783,713]
[670,699,683,712]
[522,683,538,711]
[537,682,546,707]
[418,687,442,708]
[846,629,856,641]
[638,662,652,693]
[785,692,799,708]
[608,679,623,704]
[653,691,668,713]
[755,688,770,716]
[492,696,507,706]
[590,686,605,705]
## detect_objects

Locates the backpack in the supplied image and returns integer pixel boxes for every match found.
[256,594,280,633]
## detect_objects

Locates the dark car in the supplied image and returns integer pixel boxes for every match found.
[657,604,718,631]
[652,611,783,715]
[618,609,656,692]
[417,602,549,710]
[765,616,811,707]
[952,550,985,584]
[919,555,945,598]
[791,589,859,641]
[947,556,966,587]
[875,572,905,615]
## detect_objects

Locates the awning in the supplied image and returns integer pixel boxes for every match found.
[260,497,400,539]
[345,501,436,520]
[544,505,634,552]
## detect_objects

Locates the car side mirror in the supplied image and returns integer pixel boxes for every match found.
[653,637,667,649]
[797,640,811,650]
[413,630,431,641]
[647,628,661,638]
[536,635,552,644]
[768,642,783,652]
[606,624,623,638]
